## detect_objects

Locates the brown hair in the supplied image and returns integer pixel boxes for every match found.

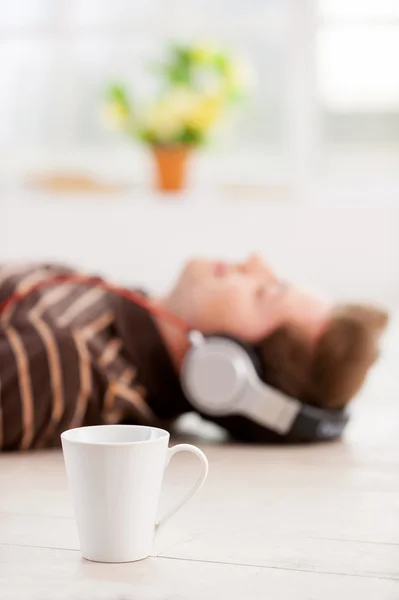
[255,304,388,410]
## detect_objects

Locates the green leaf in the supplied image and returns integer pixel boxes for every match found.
[214,52,230,73]
[106,83,126,102]
[177,127,205,145]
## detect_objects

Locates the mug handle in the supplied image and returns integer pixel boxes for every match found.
[156,444,208,529]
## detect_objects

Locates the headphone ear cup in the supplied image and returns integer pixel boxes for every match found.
[205,335,263,377]
[182,334,259,416]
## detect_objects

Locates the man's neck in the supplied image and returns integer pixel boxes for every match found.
[153,301,189,371]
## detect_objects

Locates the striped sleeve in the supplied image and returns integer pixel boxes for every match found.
[0,320,89,450]
[0,264,99,449]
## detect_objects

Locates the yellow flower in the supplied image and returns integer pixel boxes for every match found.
[100,101,130,131]
[189,43,219,64]
[145,104,182,141]
[145,88,198,141]
[185,94,223,131]
[145,87,225,140]
[224,60,256,95]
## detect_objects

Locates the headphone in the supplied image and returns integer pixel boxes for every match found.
[0,274,349,442]
[182,332,348,441]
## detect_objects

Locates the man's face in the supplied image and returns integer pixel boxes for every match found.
[164,254,286,342]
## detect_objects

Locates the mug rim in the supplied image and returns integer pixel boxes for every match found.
[61,424,170,447]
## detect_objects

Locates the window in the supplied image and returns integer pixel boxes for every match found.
[0,0,398,186]
[317,0,399,177]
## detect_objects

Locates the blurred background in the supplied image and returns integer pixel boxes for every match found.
[1,0,398,305]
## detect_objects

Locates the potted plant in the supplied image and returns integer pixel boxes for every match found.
[102,42,253,192]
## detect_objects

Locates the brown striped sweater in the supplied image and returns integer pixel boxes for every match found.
[0,263,190,451]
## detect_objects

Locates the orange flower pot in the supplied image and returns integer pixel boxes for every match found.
[151,145,192,192]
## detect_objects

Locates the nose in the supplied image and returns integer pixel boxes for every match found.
[244,253,264,274]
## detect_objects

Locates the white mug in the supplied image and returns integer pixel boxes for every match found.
[61,425,208,563]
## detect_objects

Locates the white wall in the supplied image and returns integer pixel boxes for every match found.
[3,187,398,308]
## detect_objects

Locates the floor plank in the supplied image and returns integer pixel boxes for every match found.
[1,544,398,600]
[0,313,398,597]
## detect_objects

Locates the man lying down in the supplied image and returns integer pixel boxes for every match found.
[0,256,388,451]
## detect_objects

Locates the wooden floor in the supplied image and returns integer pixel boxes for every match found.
[1,320,399,599]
